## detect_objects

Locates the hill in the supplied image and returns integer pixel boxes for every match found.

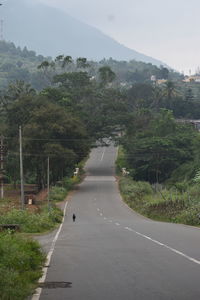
[0,40,48,89]
[1,0,165,66]
[0,40,182,91]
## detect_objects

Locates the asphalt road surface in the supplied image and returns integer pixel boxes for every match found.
[39,145,200,300]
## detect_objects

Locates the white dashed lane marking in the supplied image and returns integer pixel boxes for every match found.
[100,147,106,161]
[125,227,133,232]
[96,207,200,267]
[124,226,200,266]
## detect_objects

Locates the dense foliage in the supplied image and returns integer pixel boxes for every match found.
[0,233,45,299]
[1,53,126,187]
[119,177,200,226]
[0,40,47,90]
[0,205,63,233]
[121,109,198,183]
[0,40,182,91]
[4,93,90,188]
[1,42,200,188]
[3,42,200,299]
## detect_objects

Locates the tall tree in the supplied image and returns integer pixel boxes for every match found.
[98,66,116,87]
[122,110,197,183]
[6,94,90,188]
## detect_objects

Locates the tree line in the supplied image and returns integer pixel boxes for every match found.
[1,58,125,188]
[0,40,183,91]
[1,52,200,188]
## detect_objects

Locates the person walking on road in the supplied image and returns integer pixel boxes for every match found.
[72,213,76,222]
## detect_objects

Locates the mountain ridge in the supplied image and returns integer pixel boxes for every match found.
[1,0,166,66]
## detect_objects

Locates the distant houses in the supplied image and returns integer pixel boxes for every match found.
[183,76,200,83]
[176,119,200,131]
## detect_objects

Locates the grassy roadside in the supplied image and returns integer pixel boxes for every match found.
[0,171,82,299]
[0,171,83,233]
[0,203,61,299]
[117,148,200,226]
[0,233,45,300]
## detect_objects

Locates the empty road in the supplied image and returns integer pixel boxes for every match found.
[38,144,200,300]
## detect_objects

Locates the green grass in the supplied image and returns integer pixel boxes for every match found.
[119,177,200,226]
[50,176,81,202]
[115,146,128,175]
[0,233,45,300]
[50,186,69,202]
[0,174,83,234]
[0,205,63,233]
[117,145,200,226]
[0,174,83,299]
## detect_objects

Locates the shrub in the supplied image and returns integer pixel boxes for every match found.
[50,186,68,202]
[62,178,74,190]
[0,233,45,299]
[119,177,153,202]
[0,206,63,233]
[175,204,200,225]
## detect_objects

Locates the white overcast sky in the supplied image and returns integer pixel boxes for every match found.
[35,0,199,74]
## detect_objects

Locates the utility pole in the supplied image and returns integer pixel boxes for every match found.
[47,156,50,210]
[0,19,4,40]
[0,3,3,41]
[0,135,5,199]
[19,126,24,209]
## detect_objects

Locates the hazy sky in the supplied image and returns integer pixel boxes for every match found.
[36,0,199,74]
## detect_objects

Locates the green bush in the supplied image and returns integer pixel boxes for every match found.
[62,178,75,190]
[115,147,128,174]
[0,206,63,233]
[0,233,45,299]
[188,184,200,202]
[173,181,189,193]
[50,186,68,202]
[167,161,196,185]
[175,204,200,225]
[119,175,200,226]
[119,177,153,202]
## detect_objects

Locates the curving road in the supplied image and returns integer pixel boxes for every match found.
[39,144,200,300]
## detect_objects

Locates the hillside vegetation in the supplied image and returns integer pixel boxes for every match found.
[0,233,45,299]
[0,40,47,90]
[1,46,200,297]
[0,41,182,91]
[0,48,200,188]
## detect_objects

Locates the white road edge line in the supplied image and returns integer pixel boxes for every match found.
[125,227,133,232]
[32,201,69,300]
[124,226,200,266]
[100,147,106,161]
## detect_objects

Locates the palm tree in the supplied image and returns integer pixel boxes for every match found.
[62,56,73,69]
[163,80,177,100]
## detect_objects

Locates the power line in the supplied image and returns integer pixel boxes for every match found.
[19,126,25,210]
[0,19,4,41]
[3,136,92,142]
[5,151,182,159]
[6,152,87,158]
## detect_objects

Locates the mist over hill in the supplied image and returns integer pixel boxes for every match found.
[1,0,165,66]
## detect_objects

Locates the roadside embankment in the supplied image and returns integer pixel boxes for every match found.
[0,233,45,300]
[119,176,200,226]
[0,172,82,299]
